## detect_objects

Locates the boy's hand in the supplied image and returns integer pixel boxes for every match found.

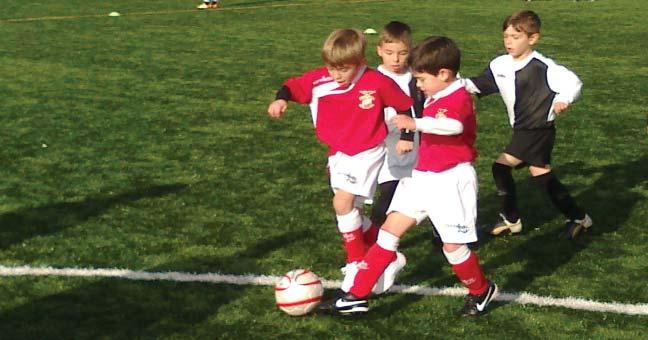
[267,99,288,118]
[553,102,569,115]
[391,115,416,131]
[396,140,414,155]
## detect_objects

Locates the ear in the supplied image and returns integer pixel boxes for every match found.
[376,45,383,57]
[438,69,452,82]
[528,32,540,46]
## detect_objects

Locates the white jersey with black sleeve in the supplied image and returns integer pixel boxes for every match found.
[463,51,582,130]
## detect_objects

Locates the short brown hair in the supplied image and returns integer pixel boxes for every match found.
[321,29,366,67]
[408,36,460,75]
[379,21,412,47]
[503,10,541,35]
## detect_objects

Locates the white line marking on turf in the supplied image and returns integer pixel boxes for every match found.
[1,265,647,316]
[1,0,387,23]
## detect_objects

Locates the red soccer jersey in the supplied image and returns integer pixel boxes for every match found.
[415,85,477,172]
[283,66,413,155]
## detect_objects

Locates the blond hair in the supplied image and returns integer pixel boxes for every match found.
[379,21,412,47]
[321,29,366,67]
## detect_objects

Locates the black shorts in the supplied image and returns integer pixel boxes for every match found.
[504,127,555,167]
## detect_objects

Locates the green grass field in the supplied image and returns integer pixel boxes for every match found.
[1,0,647,338]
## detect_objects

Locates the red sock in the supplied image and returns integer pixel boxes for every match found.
[342,228,365,263]
[349,244,396,298]
[363,223,380,250]
[451,251,488,295]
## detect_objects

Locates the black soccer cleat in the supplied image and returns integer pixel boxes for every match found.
[459,281,498,317]
[561,214,593,240]
[318,290,369,316]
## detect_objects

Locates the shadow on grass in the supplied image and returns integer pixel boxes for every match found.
[0,229,310,338]
[0,184,188,250]
[482,156,647,294]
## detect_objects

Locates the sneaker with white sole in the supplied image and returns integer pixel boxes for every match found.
[490,213,522,236]
[197,3,209,9]
[561,214,593,239]
[372,251,406,294]
[318,290,369,316]
[459,281,498,316]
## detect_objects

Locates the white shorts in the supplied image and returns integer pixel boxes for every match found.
[387,163,478,244]
[329,144,386,201]
[377,120,419,184]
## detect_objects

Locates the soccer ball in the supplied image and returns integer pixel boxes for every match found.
[274,269,324,316]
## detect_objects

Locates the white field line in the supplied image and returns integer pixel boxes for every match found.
[1,265,647,316]
[1,0,388,23]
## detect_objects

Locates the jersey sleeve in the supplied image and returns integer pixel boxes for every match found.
[468,64,499,97]
[547,63,582,104]
[380,76,413,113]
[281,69,321,104]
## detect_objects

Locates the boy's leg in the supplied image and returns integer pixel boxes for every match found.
[444,243,498,316]
[365,180,399,248]
[333,190,365,264]
[320,212,414,315]
[349,212,415,299]
[529,167,592,238]
[491,153,524,235]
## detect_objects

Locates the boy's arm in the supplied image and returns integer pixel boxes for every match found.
[461,65,499,97]
[547,64,583,108]
[392,115,463,136]
[281,73,316,104]
[268,70,319,118]
[397,78,425,142]
[413,117,463,135]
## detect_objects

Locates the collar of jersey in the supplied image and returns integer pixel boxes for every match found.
[425,79,463,107]
[329,65,368,94]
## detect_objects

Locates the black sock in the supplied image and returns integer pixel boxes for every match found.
[370,180,399,227]
[492,162,519,222]
[531,172,585,220]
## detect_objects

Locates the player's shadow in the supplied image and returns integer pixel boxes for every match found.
[0,228,310,338]
[482,156,647,297]
[0,183,187,250]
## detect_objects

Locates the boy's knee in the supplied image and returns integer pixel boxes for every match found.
[332,191,355,214]
[442,244,471,265]
[495,153,521,167]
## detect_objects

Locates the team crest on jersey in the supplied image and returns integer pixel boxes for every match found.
[435,108,448,118]
[358,91,376,109]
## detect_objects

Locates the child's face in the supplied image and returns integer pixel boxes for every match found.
[413,70,451,97]
[326,63,362,87]
[377,41,410,74]
[503,25,539,60]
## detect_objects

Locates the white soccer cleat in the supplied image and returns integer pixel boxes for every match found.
[372,252,406,294]
[197,3,208,9]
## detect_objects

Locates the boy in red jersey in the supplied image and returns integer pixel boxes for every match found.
[267,29,413,291]
[320,36,498,317]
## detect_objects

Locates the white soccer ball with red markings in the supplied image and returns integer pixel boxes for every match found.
[274,269,324,316]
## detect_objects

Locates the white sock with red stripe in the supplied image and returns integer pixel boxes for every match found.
[444,245,488,296]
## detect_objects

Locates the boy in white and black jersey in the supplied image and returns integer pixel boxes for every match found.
[463,10,592,239]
